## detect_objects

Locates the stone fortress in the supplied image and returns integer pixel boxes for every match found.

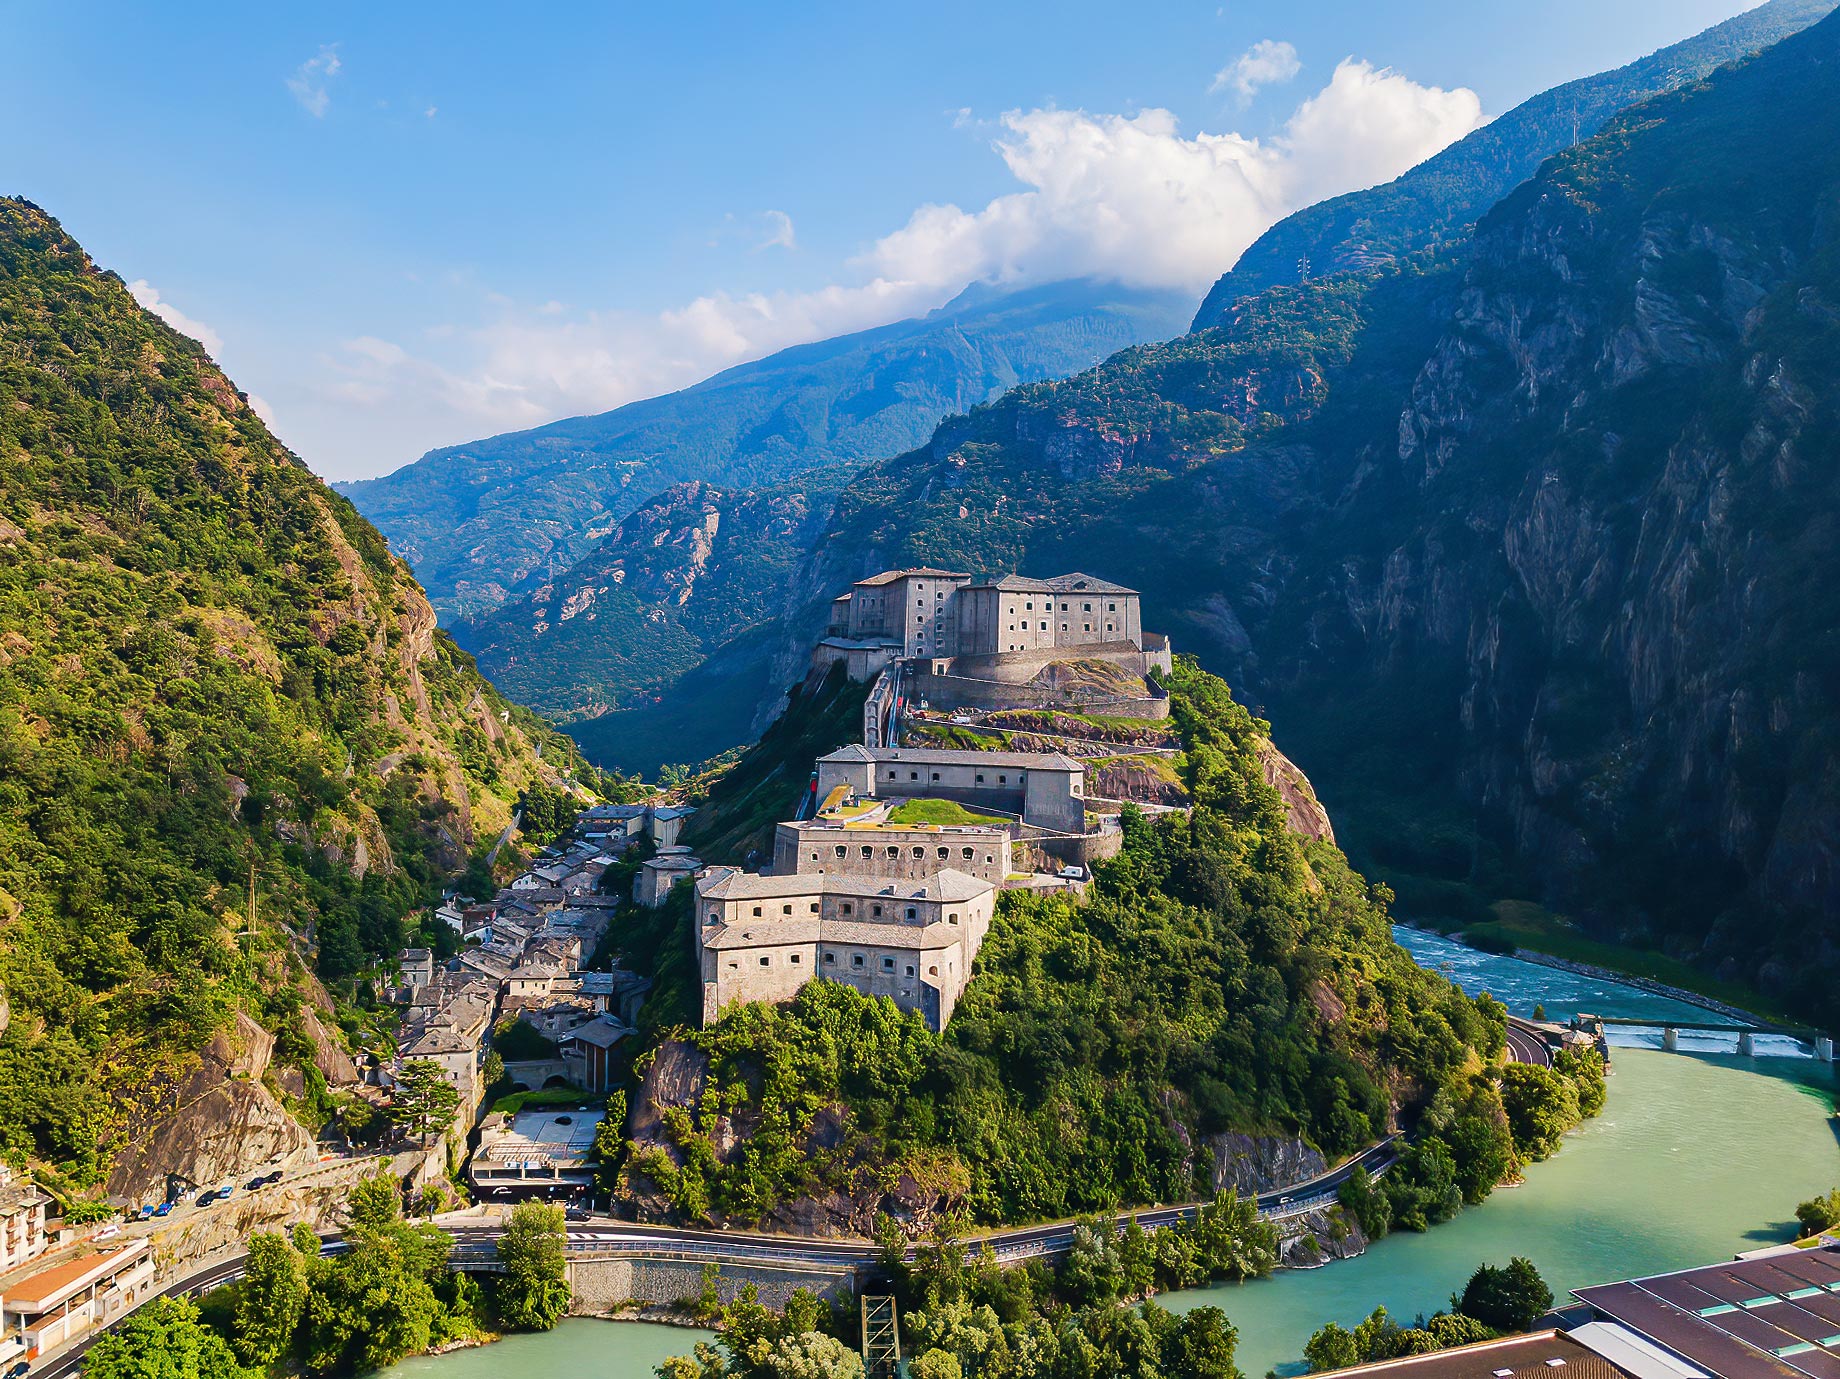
[815,567,1173,717]
[685,565,1184,1034]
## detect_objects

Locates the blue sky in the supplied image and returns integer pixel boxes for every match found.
[3,0,1761,480]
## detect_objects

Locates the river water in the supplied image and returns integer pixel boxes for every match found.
[391,927,1838,1379]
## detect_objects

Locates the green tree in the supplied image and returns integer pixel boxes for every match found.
[1459,1258,1554,1334]
[1795,1188,1840,1237]
[1169,1306,1242,1379]
[82,1296,250,1379]
[1498,1065,1581,1161]
[346,1169,403,1231]
[594,1089,629,1191]
[495,1201,573,1331]
[1304,1321,1360,1373]
[1553,1047,1607,1118]
[232,1231,308,1365]
[392,1060,462,1144]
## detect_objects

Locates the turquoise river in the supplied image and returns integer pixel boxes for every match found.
[388,928,1839,1379]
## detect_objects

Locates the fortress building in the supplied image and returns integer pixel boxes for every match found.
[815,744,1087,836]
[772,818,1010,886]
[817,567,1171,718]
[694,867,995,1030]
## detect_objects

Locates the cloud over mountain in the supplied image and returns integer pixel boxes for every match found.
[325,56,1480,478]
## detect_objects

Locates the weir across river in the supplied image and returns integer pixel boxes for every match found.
[1562,1012,1835,1061]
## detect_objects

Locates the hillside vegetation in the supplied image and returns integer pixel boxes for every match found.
[0,199,584,1186]
[621,663,1531,1229]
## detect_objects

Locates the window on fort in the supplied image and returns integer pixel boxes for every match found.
[906,965,916,977]
[852,954,864,968]
[912,847,924,859]
[782,904,792,915]
[810,902,820,913]
[872,904,883,916]
[790,954,801,964]
[861,846,873,858]
[1040,620,1048,629]
[929,965,939,976]
[937,847,948,859]
[882,957,896,971]
[824,952,835,965]
[975,773,984,784]
[998,774,1007,784]
[841,902,854,915]
[886,846,899,858]
[1108,602,1117,611]
[759,957,770,967]
[835,846,846,858]
[728,961,738,970]
[961,847,974,859]
[910,771,919,781]
[1061,623,1068,632]
[948,913,959,924]
[905,906,917,920]
[1083,603,1092,612]
[1106,623,1114,633]
[888,769,897,779]
[752,906,762,917]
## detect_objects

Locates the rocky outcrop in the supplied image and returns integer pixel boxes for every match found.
[622,1040,964,1238]
[105,1013,317,1203]
[1256,740,1335,845]
[1278,1204,1369,1268]
[1206,1132,1328,1198]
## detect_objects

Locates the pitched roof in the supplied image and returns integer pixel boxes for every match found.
[971,573,1055,593]
[561,1016,631,1049]
[853,567,971,587]
[697,867,992,905]
[1043,572,1137,595]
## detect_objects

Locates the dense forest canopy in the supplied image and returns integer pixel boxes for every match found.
[0,198,583,1184]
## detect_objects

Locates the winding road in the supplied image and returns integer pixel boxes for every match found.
[33,1018,1553,1375]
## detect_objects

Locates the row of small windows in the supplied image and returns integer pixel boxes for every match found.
[820,845,992,862]
[725,903,964,925]
[886,768,1022,784]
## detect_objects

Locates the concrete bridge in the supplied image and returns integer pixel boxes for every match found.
[1570,1012,1833,1060]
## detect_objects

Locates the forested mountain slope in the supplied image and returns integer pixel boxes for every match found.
[450,463,857,755]
[0,199,586,1193]
[339,280,1193,621]
[788,12,1840,1018]
[1189,0,1832,327]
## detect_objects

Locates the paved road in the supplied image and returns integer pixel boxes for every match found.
[1505,1016,1556,1068]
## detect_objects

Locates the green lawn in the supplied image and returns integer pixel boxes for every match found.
[489,1085,596,1115]
[886,798,1012,827]
[1463,900,1795,1023]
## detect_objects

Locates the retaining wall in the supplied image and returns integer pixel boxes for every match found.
[568,1255,858,1313]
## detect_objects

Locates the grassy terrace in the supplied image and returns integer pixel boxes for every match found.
[885,798,1013,827]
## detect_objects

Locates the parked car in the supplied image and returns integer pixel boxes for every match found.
[246,1176,267,1191]
[1057,865,1085,881]
[93,1224,122,1241]
[136,1204,155,1220]
[5,1359,31,1378]
[216,1184,235,1201]
[153,1201,173,1217]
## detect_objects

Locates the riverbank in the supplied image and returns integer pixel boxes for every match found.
[1449,900,1798,1024]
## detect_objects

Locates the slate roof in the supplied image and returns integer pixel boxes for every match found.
[853,567,971,587]
[698,867,991,905]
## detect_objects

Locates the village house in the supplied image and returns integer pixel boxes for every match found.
[559,1016,630,1095]
[635,846,703,908]
[0,1168,49,1276]
[695,866,995,1031]
[0,1237,155,1361]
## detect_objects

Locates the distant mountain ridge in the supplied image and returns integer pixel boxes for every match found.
[1190,0,1835,328]
[339,279,1194,621]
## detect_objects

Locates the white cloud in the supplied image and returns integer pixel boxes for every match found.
[287,45,342,118]
[128,280,224,357]
[314,58,1482,480]
[246,393,279,428]
[1212,39,1302,104]
[757,210,797,252]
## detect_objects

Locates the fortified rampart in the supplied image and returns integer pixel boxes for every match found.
[772,819,1010,885]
